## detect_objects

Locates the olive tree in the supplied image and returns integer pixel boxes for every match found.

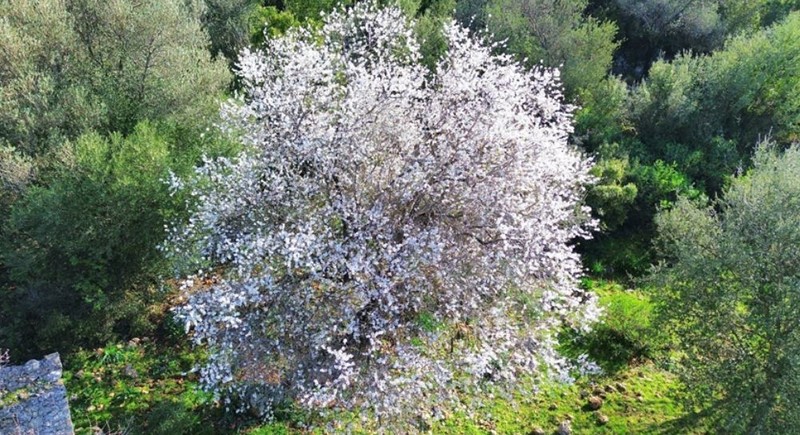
[652,143,800,433]
[68,0,230,134]
[484,0,619,98]
[0,0,230,154]
[166,3,600,425]
[0,0,102,154]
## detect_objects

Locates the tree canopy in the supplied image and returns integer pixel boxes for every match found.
[167,3,599,422]
[652,143,800,433]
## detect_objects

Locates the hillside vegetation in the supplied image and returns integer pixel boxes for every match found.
[2,0,799,433]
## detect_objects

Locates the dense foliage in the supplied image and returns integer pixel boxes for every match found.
[0,0,234,358]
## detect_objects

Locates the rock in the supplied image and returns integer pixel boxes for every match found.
[615,382,627,393]
[604,384,617,393]
[597,413,610,425]
[557,419,572,435]
[548,403,558,411]
[587,395,603,410]
[592,387,604,396]
[0,353,74,435]
[23,359,41,371]
[579,389,589,399]
[123,364,138,379]
[529,428,546,435]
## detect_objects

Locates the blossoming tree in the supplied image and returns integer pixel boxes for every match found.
[166,2,599,424]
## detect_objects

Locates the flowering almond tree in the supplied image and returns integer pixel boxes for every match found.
[166,3,599,424]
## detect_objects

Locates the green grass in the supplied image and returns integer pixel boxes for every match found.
[64,339,217,434]
[560,279,661,374]
[433,362,706,434]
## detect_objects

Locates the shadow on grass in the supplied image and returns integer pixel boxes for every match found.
[643,405,717,434]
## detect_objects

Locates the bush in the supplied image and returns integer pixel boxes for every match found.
[573,76,630,151]
[202,0,260,63]
[69,0,231,135]
[0,0,230,155]
[0,0,103,155]
[0,121,239,356]
[626,12,800,191]
[484,0,619,99]
[586,157,638,231]
[560,279,657,373]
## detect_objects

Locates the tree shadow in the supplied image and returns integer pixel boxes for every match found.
[643,405,718,434]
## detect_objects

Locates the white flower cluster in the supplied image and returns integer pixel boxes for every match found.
[165,2,599,426]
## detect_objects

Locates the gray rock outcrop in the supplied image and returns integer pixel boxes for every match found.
[0,353,74,435]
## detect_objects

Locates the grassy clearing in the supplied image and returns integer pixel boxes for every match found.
[434,362,703,434]
[248,362,708,434]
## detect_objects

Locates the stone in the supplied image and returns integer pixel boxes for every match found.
[529,427,546,435]
[597,413,610,425]
[557,419,572,435]
[604,384,617,393]
[615,382,627,393]
[587,395,603,410]
[0,353,74,435]
[548,403,558,411]
[123,364,139,379]
[23,359,41,372]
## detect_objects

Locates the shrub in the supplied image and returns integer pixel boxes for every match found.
[560,279,657,373]
[0,0,230,155]
[586,158,638,231]
[0,122,230,356]
[0,0,103,155]
[484,0,619,98]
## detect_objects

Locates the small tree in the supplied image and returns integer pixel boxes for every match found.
[652,143,800,433]
[167,3,598,424]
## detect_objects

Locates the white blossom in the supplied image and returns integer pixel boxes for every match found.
[164,2,599,427]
